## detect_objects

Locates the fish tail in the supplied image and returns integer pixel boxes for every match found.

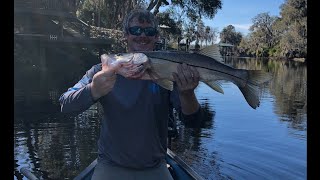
[238,70,273,109]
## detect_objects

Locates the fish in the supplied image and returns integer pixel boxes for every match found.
[100,45,272,109]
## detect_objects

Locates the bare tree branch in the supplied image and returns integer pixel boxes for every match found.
[147,0,157,11]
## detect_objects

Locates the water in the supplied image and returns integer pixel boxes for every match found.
[14,57,307,180]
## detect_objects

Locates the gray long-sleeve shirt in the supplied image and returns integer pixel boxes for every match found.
[59,63,201,169]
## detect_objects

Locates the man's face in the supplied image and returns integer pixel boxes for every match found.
[126,17,158,52]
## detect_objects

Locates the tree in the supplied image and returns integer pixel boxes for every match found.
[77,0,145,29]
[76,0,222,31]
[157,10,182,48]
[278,0,307,58]
[147,0,170,15]
[250,13,277,48]
[195,19,205,47]
[245,13,278,57]
[229,0,307,58]
[171,0,222,19]
[219,25,242,46]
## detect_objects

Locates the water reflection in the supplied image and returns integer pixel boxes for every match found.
[14,56,307,179]
[267,60,307,131]
[14,106,101,179]
[171,100,220,179]
[224,57,307,131]
[175,99,216,148]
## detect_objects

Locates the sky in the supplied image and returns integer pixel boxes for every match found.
[203,0,285,42]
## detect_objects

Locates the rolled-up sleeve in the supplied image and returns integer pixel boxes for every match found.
[59,64,101,113]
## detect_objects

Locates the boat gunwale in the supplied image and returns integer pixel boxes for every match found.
[73,149,204,180]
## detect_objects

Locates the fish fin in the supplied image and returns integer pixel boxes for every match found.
[238,83,260,109]
[204,81,224,94]
[154,79,174,91]
[238,70,273,109]
[146,67,174,90]
[197,45,224,63]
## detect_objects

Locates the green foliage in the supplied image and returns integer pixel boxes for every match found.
[76,0,144,29]
[235,0,307,59]
[75,0,222,45]
[76,0,96,25]
[268,45,280,57]
[156,11,183,46]
[278,0,307,58]
[157,12,182,36]
[220,25,242,46]
[75,0,223,52]
[171,0,222,19]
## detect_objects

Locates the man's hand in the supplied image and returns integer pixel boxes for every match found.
[172,63,200,115]
[172,63,200,95]
[90,62,120,101]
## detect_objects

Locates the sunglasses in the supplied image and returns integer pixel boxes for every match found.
[128,26,157,36]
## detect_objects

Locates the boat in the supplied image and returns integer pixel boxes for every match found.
[73,112,203,179]
[73,148,203,180]
[20,149,204,180]
[72,115,203,179]
[21,113,202,179]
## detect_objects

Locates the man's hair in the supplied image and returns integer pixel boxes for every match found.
[123,8,159,35]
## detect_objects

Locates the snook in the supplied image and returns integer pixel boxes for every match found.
[101,45,272,109]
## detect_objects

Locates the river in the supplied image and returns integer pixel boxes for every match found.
[14,56,307,179]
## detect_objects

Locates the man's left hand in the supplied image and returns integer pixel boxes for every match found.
[172,63,200,94]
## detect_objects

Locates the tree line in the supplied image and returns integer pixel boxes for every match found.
[232,0,307,59]
[75,0,306,59]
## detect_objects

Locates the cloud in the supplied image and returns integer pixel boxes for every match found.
[215,37,221,44]
[231,23,252,31]
[230,23,252,35]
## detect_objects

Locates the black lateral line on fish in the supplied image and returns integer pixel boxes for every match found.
[152,57,251,83]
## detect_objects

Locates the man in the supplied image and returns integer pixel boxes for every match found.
[59,8,202,180]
